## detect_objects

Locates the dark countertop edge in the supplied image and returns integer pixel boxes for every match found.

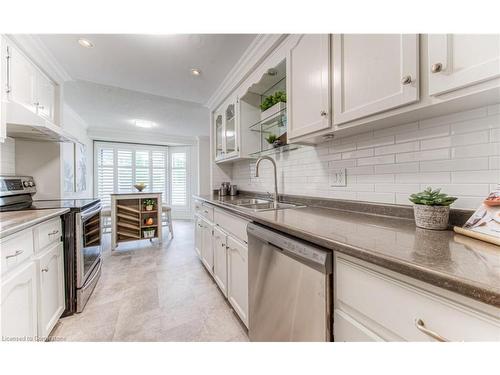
[0,208,70,239]
[193,194,500,308]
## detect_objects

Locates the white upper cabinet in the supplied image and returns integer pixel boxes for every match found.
[8,45,36,113]
[34,71,56,121]
[287,34,331,140]
[428,34,500,96]
[6,42,56,123]
[1,37,7,142]
[223,99,238,159]
[333,34,419,125]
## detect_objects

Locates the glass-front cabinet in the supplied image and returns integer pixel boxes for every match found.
[214,111,224,160]
[224,101,237,158]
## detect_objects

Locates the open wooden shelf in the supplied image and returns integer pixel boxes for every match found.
[117,204,140,214]
[141,210,157,214]
[141,224,158,229]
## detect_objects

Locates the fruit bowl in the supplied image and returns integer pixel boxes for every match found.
[134,183,146,192]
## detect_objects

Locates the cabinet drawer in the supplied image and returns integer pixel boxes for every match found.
[1,228,34,275]
[336,255,500,341]
[199,203,214,222]
[214,208,249,243]
[34,217,62,253]
[194,200,203,215]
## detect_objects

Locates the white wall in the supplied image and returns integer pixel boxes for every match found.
[231,104,500,210]
[197,136,211,195]
[61,104,93,198]
[0,137,16,175]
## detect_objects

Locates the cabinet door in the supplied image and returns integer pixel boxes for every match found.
[34,71,55,121]
[37,243,65,337]
[1,261,38,340]
[1,37,7,142]
[200,221,214,274]
[7,45,36,113]
[227,235,248,327]
[213,226,228,297]
[214,111,224,160]
[428,34,500,95]
[194,216,202,258]
[287,34,331,139]
[333,34,419,125]
[224,100,238,158]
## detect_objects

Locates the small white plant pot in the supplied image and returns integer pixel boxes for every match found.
[261,102,286,121]
[145,205,153,211]
[143,229,155,238]
[413,205,450,230]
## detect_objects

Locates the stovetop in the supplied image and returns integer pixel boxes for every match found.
[30,199,101,211]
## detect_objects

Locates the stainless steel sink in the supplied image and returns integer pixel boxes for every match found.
[224,198,305,212]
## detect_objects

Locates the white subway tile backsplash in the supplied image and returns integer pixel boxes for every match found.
[396,148,450,163]
[357,155,395,166]
[231,104,500,210]
[374,141,419,155]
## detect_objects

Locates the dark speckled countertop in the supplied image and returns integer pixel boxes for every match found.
[194,194,500,307]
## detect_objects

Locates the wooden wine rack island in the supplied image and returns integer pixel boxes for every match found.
[111,193,163,251]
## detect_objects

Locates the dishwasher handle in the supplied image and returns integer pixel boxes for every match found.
[247,223,332,274]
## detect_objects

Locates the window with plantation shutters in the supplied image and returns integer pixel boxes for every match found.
[94,142,189,210]
[171,152,187,206]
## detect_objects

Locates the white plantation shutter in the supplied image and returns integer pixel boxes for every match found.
[96,147,115,206]
[94,142,170,206]
[171,151,187,206]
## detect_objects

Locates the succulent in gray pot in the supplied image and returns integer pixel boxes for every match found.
[409,187,458,230]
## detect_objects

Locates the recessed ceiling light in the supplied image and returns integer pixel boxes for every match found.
[190,68,201,76]
[135,120,156,128]
[78,38,94,48]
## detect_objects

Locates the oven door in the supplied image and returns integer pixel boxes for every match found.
[76,204,102,289]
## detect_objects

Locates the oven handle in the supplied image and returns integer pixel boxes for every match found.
[81,204,102,222]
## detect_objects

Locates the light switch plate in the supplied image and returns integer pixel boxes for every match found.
[331,168,347,187]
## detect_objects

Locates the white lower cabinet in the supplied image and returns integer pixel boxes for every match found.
[35,242,65,338]
[194,215,202,258]
[226,235,248,327]
[0,261,38,340]
[193,203,249,328]
[0,216,65,341]
[213,226,228,297]
[200,218,214,275]
[334,253,500,342]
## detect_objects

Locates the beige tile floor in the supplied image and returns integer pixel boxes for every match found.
[51,220,248,342]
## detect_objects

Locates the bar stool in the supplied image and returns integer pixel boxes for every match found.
[101,205,111,233]
[161,204,174,238]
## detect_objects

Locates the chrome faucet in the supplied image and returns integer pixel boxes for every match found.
[255,156,279,207]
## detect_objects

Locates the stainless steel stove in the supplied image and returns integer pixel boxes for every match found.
[0,175,102,314]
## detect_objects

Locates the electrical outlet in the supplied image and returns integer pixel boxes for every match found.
[331,168,347,187]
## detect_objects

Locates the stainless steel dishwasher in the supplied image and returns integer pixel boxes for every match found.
[247,223,332,341]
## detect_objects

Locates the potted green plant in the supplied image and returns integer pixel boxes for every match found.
[143,198,156,211]
[265,134,283,148]
[143,228,156,238]
[409,187,458,230]
[260,91,287,121]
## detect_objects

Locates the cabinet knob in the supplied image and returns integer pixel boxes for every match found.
[320,110,327,117]
[431,63,443,73]
[401,75,413,85]
[41,267,49,273]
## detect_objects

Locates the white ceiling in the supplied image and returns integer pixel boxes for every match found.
[38,34,257,104]
[63,80,210,137]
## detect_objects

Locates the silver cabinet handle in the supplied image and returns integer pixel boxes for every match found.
[401,75,412,85]
[431,63,443,73]
[5,46,11,93]
[203,210,209,214]
[48,230,59,236]
[41,267,49,273]
[320,110,327,117]
[6,250,24,259]
[415,319,448,342]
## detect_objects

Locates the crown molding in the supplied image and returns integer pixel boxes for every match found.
[87,127,198,146]
[7,34,73,83]
[205,34,288,111]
